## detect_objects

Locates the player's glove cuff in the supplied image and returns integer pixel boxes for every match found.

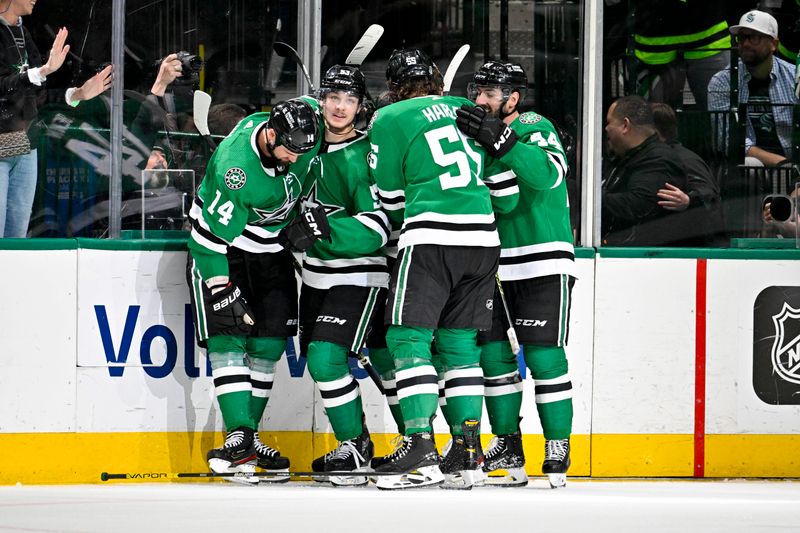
[204,282,255,337]
[278,205,332,252]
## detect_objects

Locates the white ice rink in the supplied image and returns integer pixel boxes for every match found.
[0,479,798,533]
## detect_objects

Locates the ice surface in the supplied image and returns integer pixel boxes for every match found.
[0,479,798,533]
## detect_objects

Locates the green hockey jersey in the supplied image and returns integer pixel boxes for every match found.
[301,134,391,289]
[367,95,501,255]
[188,102,323,279]
[493,111,575,281]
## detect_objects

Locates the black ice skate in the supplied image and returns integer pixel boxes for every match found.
[207,427,258,485]
[440,420,483,490]
[482,431,528,487]
[324,427,375,487]
[542,438,570,488]
[253,433,290,483]
[374,431,444,490]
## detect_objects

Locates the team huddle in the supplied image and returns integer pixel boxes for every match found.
[185,46,577,491]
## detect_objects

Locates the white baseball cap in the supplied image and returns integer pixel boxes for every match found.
[730,10,779,40]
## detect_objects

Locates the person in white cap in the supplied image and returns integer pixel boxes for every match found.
[707,9,797,167]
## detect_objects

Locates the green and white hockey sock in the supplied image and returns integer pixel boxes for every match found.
[431,351,455,435]
[481,341,523,435]
[368,347,405,435]
[245,337,285,425]
[307,340,364,441]
[207,341,253,430]
[435,328,484,436]
[524,344,573,440]
[386,325,438,434]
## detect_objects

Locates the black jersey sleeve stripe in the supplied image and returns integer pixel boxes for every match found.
[191,218,229,247]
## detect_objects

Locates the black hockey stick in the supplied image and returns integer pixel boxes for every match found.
[495,273,521,355]
[351,349,386,395]
[443,44,470,95]
[345,24,384,66]
[101,470,404,481]
[273,41,315,93]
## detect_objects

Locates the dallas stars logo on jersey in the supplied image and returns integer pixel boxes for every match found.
[251,175,301,226]
[224,168,247,190]
[301,183,343,217]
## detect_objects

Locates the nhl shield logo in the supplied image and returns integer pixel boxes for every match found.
[770,302,800,385]
[753,286,800,405]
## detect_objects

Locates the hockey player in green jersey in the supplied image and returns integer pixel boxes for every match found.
[457,61,576,488]
[298,65,392,486]
[368,49,514,490]
[186,97,329,483]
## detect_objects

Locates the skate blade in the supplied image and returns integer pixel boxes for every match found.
[375,465,444,491]
[208,458,258,486]
[330,466,371,487]
[257,468,290,484]
[547,473,567,488]
[483,467,529,487]
[441,468,482,490]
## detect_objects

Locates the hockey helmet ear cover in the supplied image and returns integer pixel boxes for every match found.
[385,48,439,87]
[268,98,321,154]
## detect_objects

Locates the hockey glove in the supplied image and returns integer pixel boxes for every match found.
[278,205,331,252]
[456,104,518,159]
[204,282,255,337]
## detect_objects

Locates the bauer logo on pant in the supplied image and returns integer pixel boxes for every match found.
[752,286,800,405]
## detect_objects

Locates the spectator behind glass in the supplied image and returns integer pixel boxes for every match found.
[0,0,111,237]
[708,10,797,167]
[651,102,726,246]
[602,95,688,246]
[207,103,246,137]
[627,0,732,111]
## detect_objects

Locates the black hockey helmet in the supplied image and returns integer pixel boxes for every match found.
[268,98,320,154]
[385,48,438,88]
[318,65,367,101]
[467,61,527,101]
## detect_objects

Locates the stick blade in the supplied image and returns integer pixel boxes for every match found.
[443,44,470,95]
[345,24,384,66]
[193,90,212,136]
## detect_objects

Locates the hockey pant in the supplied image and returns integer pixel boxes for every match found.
[207,335,285,431]
[481,341,573,439]
[387,325,483,435]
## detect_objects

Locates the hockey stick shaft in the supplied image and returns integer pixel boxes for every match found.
[273,42,315,93]
[352,350,386,395]
[495,273,521,355]
[101,470,402,481]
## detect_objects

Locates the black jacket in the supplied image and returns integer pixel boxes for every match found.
[0,18,43,135]
[602,134,689,246]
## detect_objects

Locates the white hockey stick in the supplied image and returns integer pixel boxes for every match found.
[442,44,470,95]
[495,273,521,355]
[345,24,384,66]
[192,90,216,150]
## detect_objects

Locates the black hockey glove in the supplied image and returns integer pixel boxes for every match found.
[205,282,255,337]
[278,205,331,252]
[456,104,518,159]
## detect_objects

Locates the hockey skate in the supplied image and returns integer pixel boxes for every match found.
[207,427,258,485]
[324,428,375,487]
[369,435,403,483]
[440,420,483,490]
[253,433,290,483]
[374,431,444,490]
[543,438,570,488]
[482,431,528,487]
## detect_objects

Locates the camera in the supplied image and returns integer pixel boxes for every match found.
[155,51,202,86]
[763,194,795,222]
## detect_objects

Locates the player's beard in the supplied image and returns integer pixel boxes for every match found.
[478,102,501,119]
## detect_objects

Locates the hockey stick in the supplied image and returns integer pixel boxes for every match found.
[352,349,386,395]
[101,470,405,481]
[192,90,216,150]
[345,24,384,66]
[442,44,470,95]
[273,42,315,93]
[495,273,521,355]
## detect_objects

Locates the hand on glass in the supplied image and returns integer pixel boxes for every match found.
[78,65,113,101]
[40,27,70,77]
